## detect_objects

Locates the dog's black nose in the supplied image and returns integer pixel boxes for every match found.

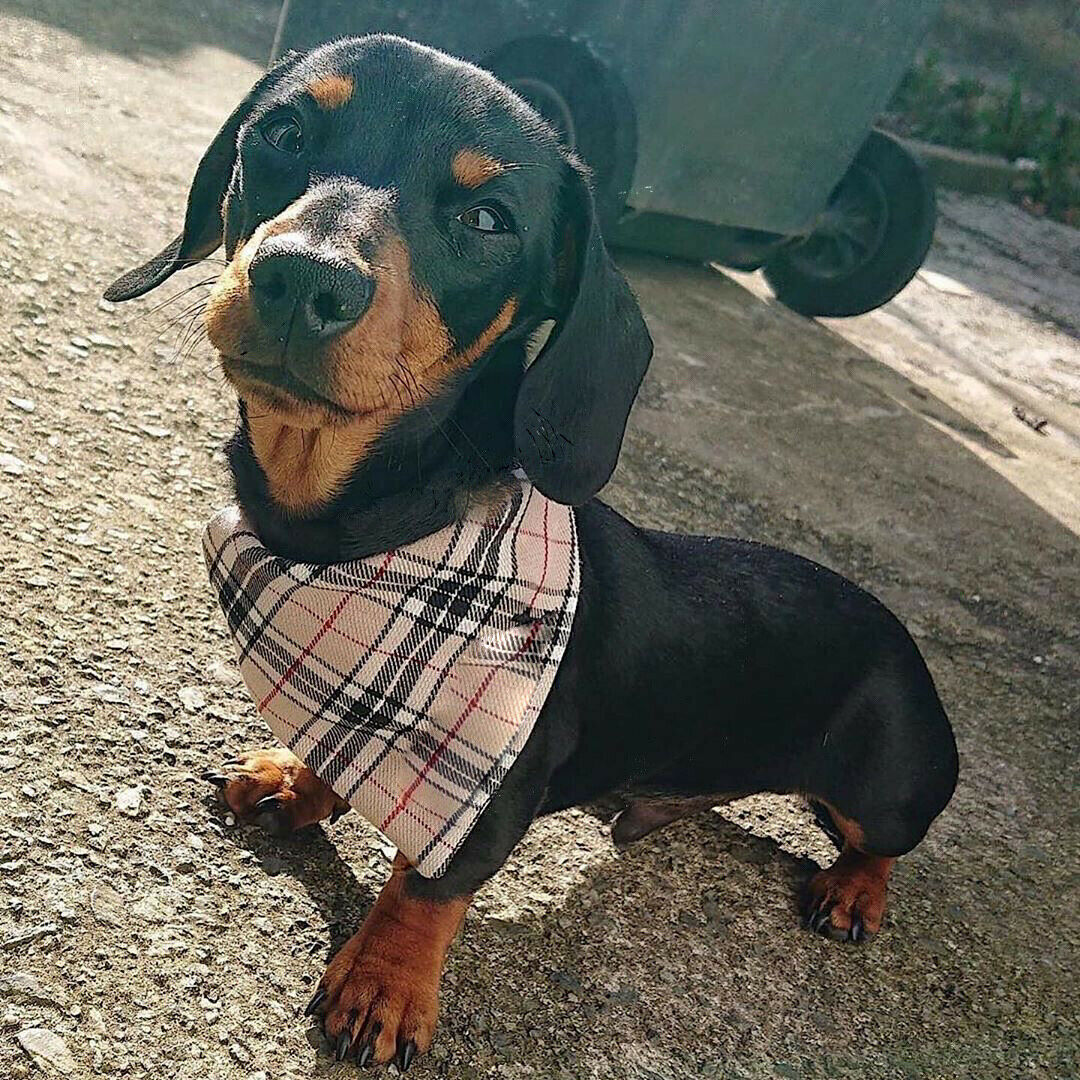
[249,237,374,342]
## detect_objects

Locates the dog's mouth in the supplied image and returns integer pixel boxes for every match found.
[220,355,364,422]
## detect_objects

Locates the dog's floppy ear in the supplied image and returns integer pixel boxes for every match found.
[514,161,652,505]
[104,54,299,303]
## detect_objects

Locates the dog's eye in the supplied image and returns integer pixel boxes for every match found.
[261,115,303,154]
[458,205,509,234]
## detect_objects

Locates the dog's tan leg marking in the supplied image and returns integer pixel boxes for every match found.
[310,853,469,1066]
[804,804,894,942]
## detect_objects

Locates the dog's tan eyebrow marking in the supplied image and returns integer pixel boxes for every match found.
[452,148,507,189]
[307,74,355,110]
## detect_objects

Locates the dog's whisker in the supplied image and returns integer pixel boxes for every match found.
[128,277,219,325]
[155,296,210,334]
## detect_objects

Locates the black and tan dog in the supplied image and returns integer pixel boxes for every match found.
[105,35,958,1071]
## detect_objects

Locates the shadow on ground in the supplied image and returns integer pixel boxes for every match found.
[0,0,278,63]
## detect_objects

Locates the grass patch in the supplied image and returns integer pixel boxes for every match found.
[885,53,1080,226]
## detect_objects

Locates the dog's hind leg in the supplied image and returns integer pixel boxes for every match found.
[802,806,896,943]
[611,795,736,847]
[800,653,958,944]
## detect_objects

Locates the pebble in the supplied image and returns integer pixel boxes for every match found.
[0,972,66,1007]
[16,1027,75,1075]
[115,786,143,817]
[0,452,27,476]
[178,686,206,712]
[2,924,59,950]
[90,885,125,928]
[7,396,35,412]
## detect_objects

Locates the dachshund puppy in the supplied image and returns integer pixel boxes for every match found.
[106,35,958,1071]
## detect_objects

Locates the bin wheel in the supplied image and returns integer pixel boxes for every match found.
[762,130,935,317]
[483,37,636,238]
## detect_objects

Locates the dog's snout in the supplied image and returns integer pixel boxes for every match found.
[249,238,374,342]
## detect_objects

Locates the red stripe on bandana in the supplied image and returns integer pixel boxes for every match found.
[379,619,541,832]
[258,552,394,712]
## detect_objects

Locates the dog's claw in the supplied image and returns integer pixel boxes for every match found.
[810,906,832,934]
[201,771,229,788]
[357,1039,375,1068]
[335,1030,352,1062]
[850,915,864,943]
[253,794,292,836]
[398,1039,416,1072]
[304,988,326,1016]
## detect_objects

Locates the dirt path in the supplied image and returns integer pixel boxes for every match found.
[1,6,1077,1080]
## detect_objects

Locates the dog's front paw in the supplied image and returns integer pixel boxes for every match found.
[202,747,348,836]
[305,856,469,1070]
[306,915,438,1069]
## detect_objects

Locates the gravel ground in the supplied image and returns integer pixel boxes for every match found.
[1,4,1077,1079]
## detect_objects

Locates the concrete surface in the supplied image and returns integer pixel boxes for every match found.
[0,3,1077,1079]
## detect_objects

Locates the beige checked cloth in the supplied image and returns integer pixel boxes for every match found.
[202,480,580,877]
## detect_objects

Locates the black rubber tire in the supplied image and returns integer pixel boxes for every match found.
[483,37,636,237]
[763,130,936,318]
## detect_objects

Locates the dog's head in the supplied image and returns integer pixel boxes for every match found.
[105,35,651,514]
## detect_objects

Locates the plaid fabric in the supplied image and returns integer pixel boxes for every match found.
[202,479,580,878]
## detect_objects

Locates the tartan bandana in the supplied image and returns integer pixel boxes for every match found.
[202,479,580,877]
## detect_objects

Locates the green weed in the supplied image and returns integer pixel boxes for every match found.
[886,53,1079,225]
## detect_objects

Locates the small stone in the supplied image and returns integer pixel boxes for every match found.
[172,847,196,873]
[90,885,125,928]
[206,659,239,686]
[115,786,143,816]
[138,424,172,440]
[17,1028,75,1074]
[7,397,35,412]
[70,335,90,349]
[0,453,26,476]
[0,972,66,1007]
[178,686,206,713]
[2,925,58,950]
[87,333,120,349]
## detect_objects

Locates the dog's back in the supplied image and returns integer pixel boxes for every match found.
[543,499,958,855]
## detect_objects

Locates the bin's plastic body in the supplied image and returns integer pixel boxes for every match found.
[272,0,940,238]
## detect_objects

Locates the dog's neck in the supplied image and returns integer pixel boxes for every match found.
[225,342,523,563]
